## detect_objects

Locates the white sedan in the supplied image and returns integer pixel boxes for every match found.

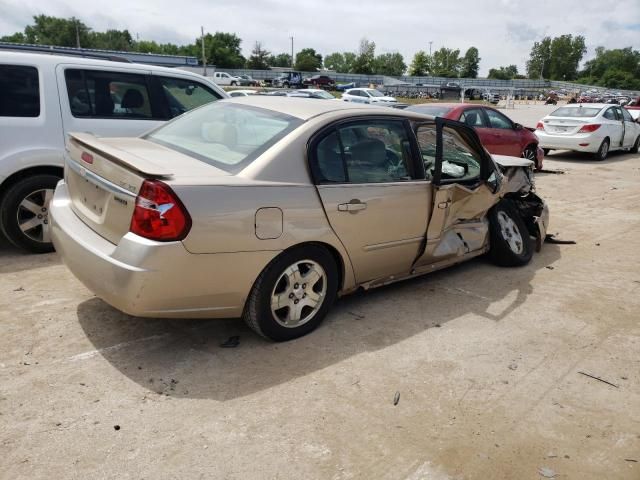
[535,104,640,160]
[228,89,258,97]
[341,88,397,105]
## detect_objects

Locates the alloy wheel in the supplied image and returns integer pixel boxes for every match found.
[496,211,523,254]
[16,188,54,243]
[270,259,327,328]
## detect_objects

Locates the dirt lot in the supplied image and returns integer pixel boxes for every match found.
[1,105,639,479]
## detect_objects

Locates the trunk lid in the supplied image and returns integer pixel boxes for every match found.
[65,133,227,244]
[541,116,593,135]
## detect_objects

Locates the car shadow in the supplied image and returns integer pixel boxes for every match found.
[545,149,637,165]
[0,235,61,274]
[76,243,562,401]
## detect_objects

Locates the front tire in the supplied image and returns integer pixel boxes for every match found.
[594,138,609,161]
[630,135,640,154]
[489,201,533,267]
[243,245,339,341]
[0,174,60,253]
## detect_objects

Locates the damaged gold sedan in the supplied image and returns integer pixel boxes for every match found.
[50,97,549,341]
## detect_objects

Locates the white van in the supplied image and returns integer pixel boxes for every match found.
[0,50,227,252]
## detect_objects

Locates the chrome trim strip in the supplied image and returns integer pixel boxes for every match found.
[66,158,137,198]
[363,236,423,252]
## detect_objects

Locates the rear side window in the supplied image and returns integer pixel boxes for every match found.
[459,108,487,127]
[157,76,221,118]
[65,69,154,119]
[602,108,617,121]
[0,65,40,117]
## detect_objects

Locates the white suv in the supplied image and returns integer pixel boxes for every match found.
[0,50,227,252]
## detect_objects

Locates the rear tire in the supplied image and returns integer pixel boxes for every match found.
[630,135,640,154]
[488,201,533,267]
[243,245,338,341]
[0,174,60,253]
[594,138,610,161]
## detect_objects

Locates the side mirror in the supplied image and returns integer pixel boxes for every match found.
[514,122,523,130]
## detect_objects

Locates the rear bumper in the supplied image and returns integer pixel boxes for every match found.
[50,181,277,319]
[536,131,603,152]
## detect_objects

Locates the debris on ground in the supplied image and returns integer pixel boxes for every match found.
[13,287,24,292]
[546,266,555,270]
[220,336,240,348]
[538,466,557,478]
[578,371,619,388]
[393,391,400,406]
[508,363,518,371]
[624,459,637,463]
[545,234,576,245]
[538,169,565,174]
[113,425,121,431]
[347,311,365,320]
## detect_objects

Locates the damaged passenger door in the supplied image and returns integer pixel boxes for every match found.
[412,118,499,269]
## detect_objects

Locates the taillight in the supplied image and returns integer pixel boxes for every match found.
[536,122,544,130]
[129,180,191,241]
[578,124,601,133]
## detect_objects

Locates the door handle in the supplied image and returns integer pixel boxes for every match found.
[338,200,367,212]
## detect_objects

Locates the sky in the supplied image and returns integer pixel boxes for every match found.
[1,0,639,76]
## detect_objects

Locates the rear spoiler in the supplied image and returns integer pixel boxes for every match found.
[68,133,173,178]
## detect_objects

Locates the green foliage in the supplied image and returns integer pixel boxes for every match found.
[324,52,356,73]
[246,41,270,69]
[91,29,134,51]
[460,47,480,78]
[294,48,322,71]
[205,32,245,68]
[268,53,292,68]
[578,47,640,89]
[430,47,461,77]
[24,15,91,47]
[352,39,376,74]
[0,32,26,43]
[409,51,429,76]
[488,65,519,80]
[373,53,406,76]
[526,35,586,80]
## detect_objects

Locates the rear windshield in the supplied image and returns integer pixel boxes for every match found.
[549,107,601,118]
[147,102,302,173]
[406,105,454,117]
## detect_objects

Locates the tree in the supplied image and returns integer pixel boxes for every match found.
[408,51,430,76]
[205,32,245,68]
[430,47,461,77]
[324,52,356,73]
[246,41,270,69]
[0,32,26,43]
[91,29,134,51]
[526,35,586,80]
[24,15,92,47]
[487,65,519,80]
[268,53,292,68]
[578,47,640,89]
[460,47,480,78]
[352,38,376,74]
[373,53,406,76]
[295,48,322,71]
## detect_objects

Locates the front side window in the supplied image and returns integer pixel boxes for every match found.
[0,65,40,117]
[367,90,384,97]
[459,108,487,127]
[621,108,634,122]
[313,120,413,184]
[416,124,482,183]
[157,76,221,118]
[65,69,153,119]
[147,102,302,173]
[485,109,513,129]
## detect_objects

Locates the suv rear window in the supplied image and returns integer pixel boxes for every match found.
[147,102,302,173]
[0,65,40,117]
[65,69,155,119]
[157,76,221,118]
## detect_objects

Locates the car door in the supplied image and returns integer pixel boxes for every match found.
[412,118,498,267]
[57,65,165,138]
[483,108,521,156]
[310,118,431,284]
[602,107,624,148]
[458,107,493,150]
[619,107,637,148]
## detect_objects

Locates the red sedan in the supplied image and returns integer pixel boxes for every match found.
[406,103,544,169]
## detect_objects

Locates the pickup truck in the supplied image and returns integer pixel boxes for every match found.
[211,71,241,86]
[272,71,304,88]
[303,75,336,89]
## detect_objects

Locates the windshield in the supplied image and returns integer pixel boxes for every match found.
[549,106,601,118]
[147,102,302,173]
[407,105,454,117]
[367,89,384,97]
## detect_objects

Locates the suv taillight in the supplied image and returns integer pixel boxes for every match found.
[536,122,544,130]
[130,180,191,241]
[577,124,601,133]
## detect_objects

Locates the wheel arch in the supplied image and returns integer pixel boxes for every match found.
[0,165,64,203]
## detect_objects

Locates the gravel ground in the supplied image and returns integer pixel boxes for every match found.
[1,104,639,479]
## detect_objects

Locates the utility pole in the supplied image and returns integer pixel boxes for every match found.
[201,26,207,76]
[429,41,433,57]
[75,20,81,48]
[428,41,433,75]
[290,36,294,69]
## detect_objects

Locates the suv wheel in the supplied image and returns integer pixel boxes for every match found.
[0,174,60,253]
